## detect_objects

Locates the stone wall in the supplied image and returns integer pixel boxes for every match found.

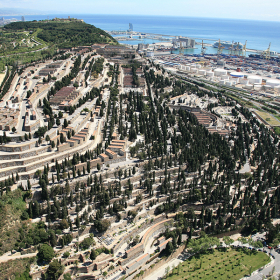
[0,141,36,152]
[135,244,186,280]
[124,218,173,261]
[19,130,100,180]
[58,143,71,152]
[0,145,48,161]
[112,214,166,255]
[30,267,47,280]
[25,119,40,132]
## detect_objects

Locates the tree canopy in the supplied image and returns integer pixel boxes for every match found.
[4,21,117,48]
[37,244,55,263]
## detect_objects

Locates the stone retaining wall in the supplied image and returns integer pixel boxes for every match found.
[112,214,166,255]
[0,141,36,152]
[6,129,100,180]
[135,244,186,280]
[0,145,48,161]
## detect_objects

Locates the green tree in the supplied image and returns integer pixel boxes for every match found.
[27,179,31,190]
[80,237,95,250]
[94,219,110,232]
[14,267,32,280]
[76,216,80,229]
[63,273,71,280]
[47,259,64,280]
[56,118,60,126]
[249,266,252,276]
[49,231,57,248]
[90,249,97,260]
[63,119,68,128]
[166,241,174,255]
[223,236,234,250]
[165,266,170,278]
[37,244,55,263]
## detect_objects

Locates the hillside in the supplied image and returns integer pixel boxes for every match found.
[4,20,117,48]
[0,19,117,65]
[0,189,29,255]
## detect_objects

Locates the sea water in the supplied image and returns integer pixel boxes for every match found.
[6,14,280,53]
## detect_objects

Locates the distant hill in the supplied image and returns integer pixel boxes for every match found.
[4,20,117,48]
[0,8,51,16]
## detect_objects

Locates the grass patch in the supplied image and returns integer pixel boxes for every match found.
[0,256,35,280]
[0,189,30,255]
[166,248,270,280]
[255,111,280,126]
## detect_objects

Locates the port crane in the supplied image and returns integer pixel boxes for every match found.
[229,41,235,56]
[217,39,224,55]
[241,40,247,57]
[201,40,206,55]
[234,42,241,56]
[262,43,271,60]
[179,41,184,56]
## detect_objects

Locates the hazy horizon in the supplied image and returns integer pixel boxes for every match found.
[1,0,280,22]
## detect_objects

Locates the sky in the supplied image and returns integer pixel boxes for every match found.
[1,0,280,22]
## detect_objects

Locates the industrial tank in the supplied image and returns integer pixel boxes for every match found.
[230,72,244,78]
[198,70,206,76]
[264,85,272,91]
[214,68,227,76]
[206,71,214,77]
[266,79,280,87]
[274,85,280,93]
[240,78,248,85]
[248,75,262,84]
[254,85,262,91]
[231,77,239,84]
[244,84,253,90]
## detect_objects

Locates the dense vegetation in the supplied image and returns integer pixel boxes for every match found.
[4,21,117,48]
[0,257,34,280]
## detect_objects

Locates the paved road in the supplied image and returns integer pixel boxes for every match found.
[229,233,280,280]
[0,46,48,58]
[248,248,279,280]
[144,255,186,280]
[0,252,37,263]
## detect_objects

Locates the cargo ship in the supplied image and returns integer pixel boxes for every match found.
[213,41,243,50]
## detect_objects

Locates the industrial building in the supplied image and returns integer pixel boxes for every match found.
[153,53,280,95]
[172,37,196,49]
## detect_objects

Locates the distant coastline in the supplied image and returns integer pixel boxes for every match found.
[1,14,280,52]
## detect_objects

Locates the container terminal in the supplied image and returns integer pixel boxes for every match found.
[113,23,280,98]
[144,49,280,97]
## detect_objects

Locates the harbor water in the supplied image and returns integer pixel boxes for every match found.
[5,14,280,53]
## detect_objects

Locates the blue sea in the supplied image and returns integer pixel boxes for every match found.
[4,14,280,54]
